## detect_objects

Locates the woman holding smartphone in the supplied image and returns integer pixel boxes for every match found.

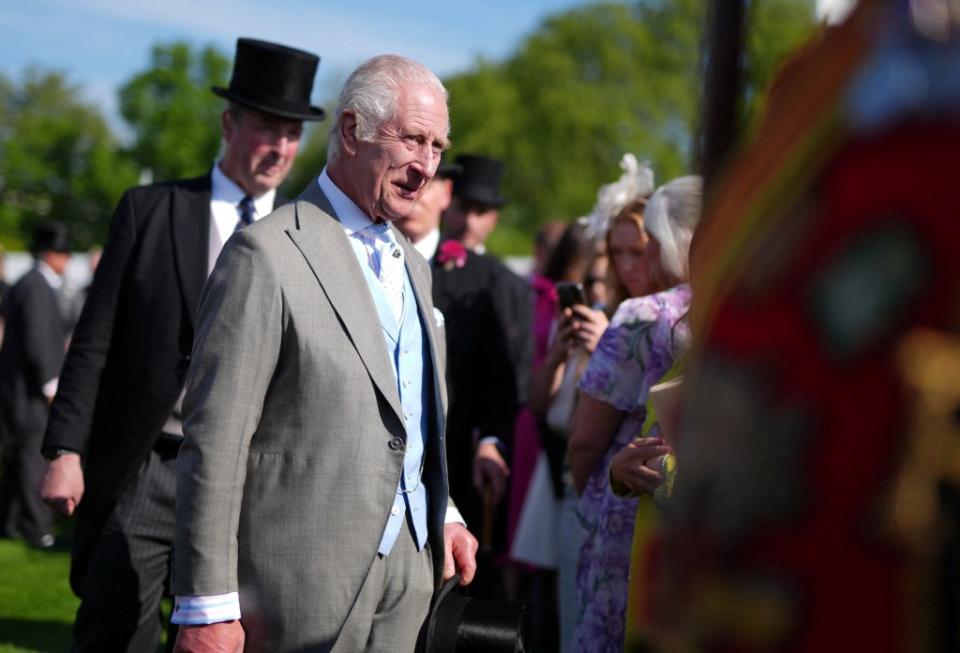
[568,176,702,653]
[510,221,607,652]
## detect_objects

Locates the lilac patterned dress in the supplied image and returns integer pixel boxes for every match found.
[572,284,691,653]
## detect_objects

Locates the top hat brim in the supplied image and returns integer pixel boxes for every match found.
[212,87,326,121]
[436,161,463,178]
[420,574,528,653]
[455,184,507,208]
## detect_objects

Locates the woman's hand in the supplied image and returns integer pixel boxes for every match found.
[545,315,576,363]
[566,305,609,354]
[609,437,672,496]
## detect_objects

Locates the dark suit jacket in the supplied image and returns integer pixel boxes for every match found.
[0,268,69,439]
[0,279,10,320]
[431,250,532,527]
[42,173,284,592]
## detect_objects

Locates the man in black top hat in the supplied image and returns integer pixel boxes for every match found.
[442,154,507,254]
[37,38,324,652]
[441,154,533,402]
[0,222,72,550]
[432,154,534,597]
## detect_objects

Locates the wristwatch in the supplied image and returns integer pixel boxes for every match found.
[41,447,79,461]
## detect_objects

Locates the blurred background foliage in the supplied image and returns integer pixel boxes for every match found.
[0,0,817,254]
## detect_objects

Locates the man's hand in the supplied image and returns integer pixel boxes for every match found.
[173,621,244,653]
[443,522,478,585]
[473,441,510,504]
[39,453,84,517]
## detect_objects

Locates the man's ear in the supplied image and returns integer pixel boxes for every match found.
[221,109,235,143]
[339,112,360,156]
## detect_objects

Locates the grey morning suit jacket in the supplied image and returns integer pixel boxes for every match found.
[173,181,450,652]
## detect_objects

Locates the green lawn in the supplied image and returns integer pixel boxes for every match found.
[0,539,77,653]
[0,537,173,652]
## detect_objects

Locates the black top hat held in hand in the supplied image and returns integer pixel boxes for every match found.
[212,38,325,121]
[452,154,507,207]
[420,574,528,653]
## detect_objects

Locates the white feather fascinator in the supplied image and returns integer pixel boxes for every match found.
[583,154,655,241]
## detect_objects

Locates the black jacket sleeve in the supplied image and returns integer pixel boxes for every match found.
[42,190,139,455]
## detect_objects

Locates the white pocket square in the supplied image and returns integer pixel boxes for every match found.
[433,308,445,328]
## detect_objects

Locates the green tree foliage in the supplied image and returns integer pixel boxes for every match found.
[444,0,817,255]
[0,68,137,250]
[119,41,230,183]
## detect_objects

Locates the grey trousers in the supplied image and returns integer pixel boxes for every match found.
[331,516,434,653]
[72,445,179,653]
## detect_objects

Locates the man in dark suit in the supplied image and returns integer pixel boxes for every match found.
[0,222,72,549]
[441,154,534,404]
[429,155,533,596]
[37,38,324,652]
[0,244,10,338]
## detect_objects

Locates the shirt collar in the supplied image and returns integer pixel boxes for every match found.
[36,260,63,289]
[212,161,276,219]
[317,167,378,236]
[414,228,441,260]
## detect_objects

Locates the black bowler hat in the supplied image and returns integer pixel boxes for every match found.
[212,38,325,121]
[30,222,70,255]
[419,575,528,653]
[452,154,507,207]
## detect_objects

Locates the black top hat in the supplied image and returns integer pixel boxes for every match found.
[436,161,462,179]
[30,221,70,255]
[212,38,325,121]
[452,154,507,207]
[419,575,528,653]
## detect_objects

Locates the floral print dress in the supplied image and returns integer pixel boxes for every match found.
[572,284,691,653]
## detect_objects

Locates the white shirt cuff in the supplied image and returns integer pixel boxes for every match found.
[171,592,241,625]
[42,377,58,401]
[478,436,502,447]
[444,505,466,527]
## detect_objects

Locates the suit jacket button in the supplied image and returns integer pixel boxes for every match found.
[389,436,404,451]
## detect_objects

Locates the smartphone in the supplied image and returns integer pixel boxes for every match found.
[556,282,587,310]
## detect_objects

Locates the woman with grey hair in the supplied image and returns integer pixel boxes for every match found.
[567,175,702,653]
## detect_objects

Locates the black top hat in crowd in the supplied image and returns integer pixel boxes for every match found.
[419,575,528,653]
[436,161,463,179]
[212,38,325,121]
[30,222,70,255]
[452,154,507,207]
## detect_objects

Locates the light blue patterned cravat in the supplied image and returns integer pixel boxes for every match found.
[362,223,405,322]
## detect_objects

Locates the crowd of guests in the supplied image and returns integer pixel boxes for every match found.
[2,2,957,651]
[0,33,704,649]
[456,155,703,652]
[0,32,706,653]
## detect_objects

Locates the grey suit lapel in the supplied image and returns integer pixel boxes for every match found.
[285,183,405,427]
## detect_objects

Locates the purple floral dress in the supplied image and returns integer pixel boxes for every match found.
[572,284,691,653]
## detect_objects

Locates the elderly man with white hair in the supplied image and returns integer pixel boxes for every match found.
[171,54,478,653]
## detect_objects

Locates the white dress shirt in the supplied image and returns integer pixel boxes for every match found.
[208,162,276,275]
[413,228,441,261]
